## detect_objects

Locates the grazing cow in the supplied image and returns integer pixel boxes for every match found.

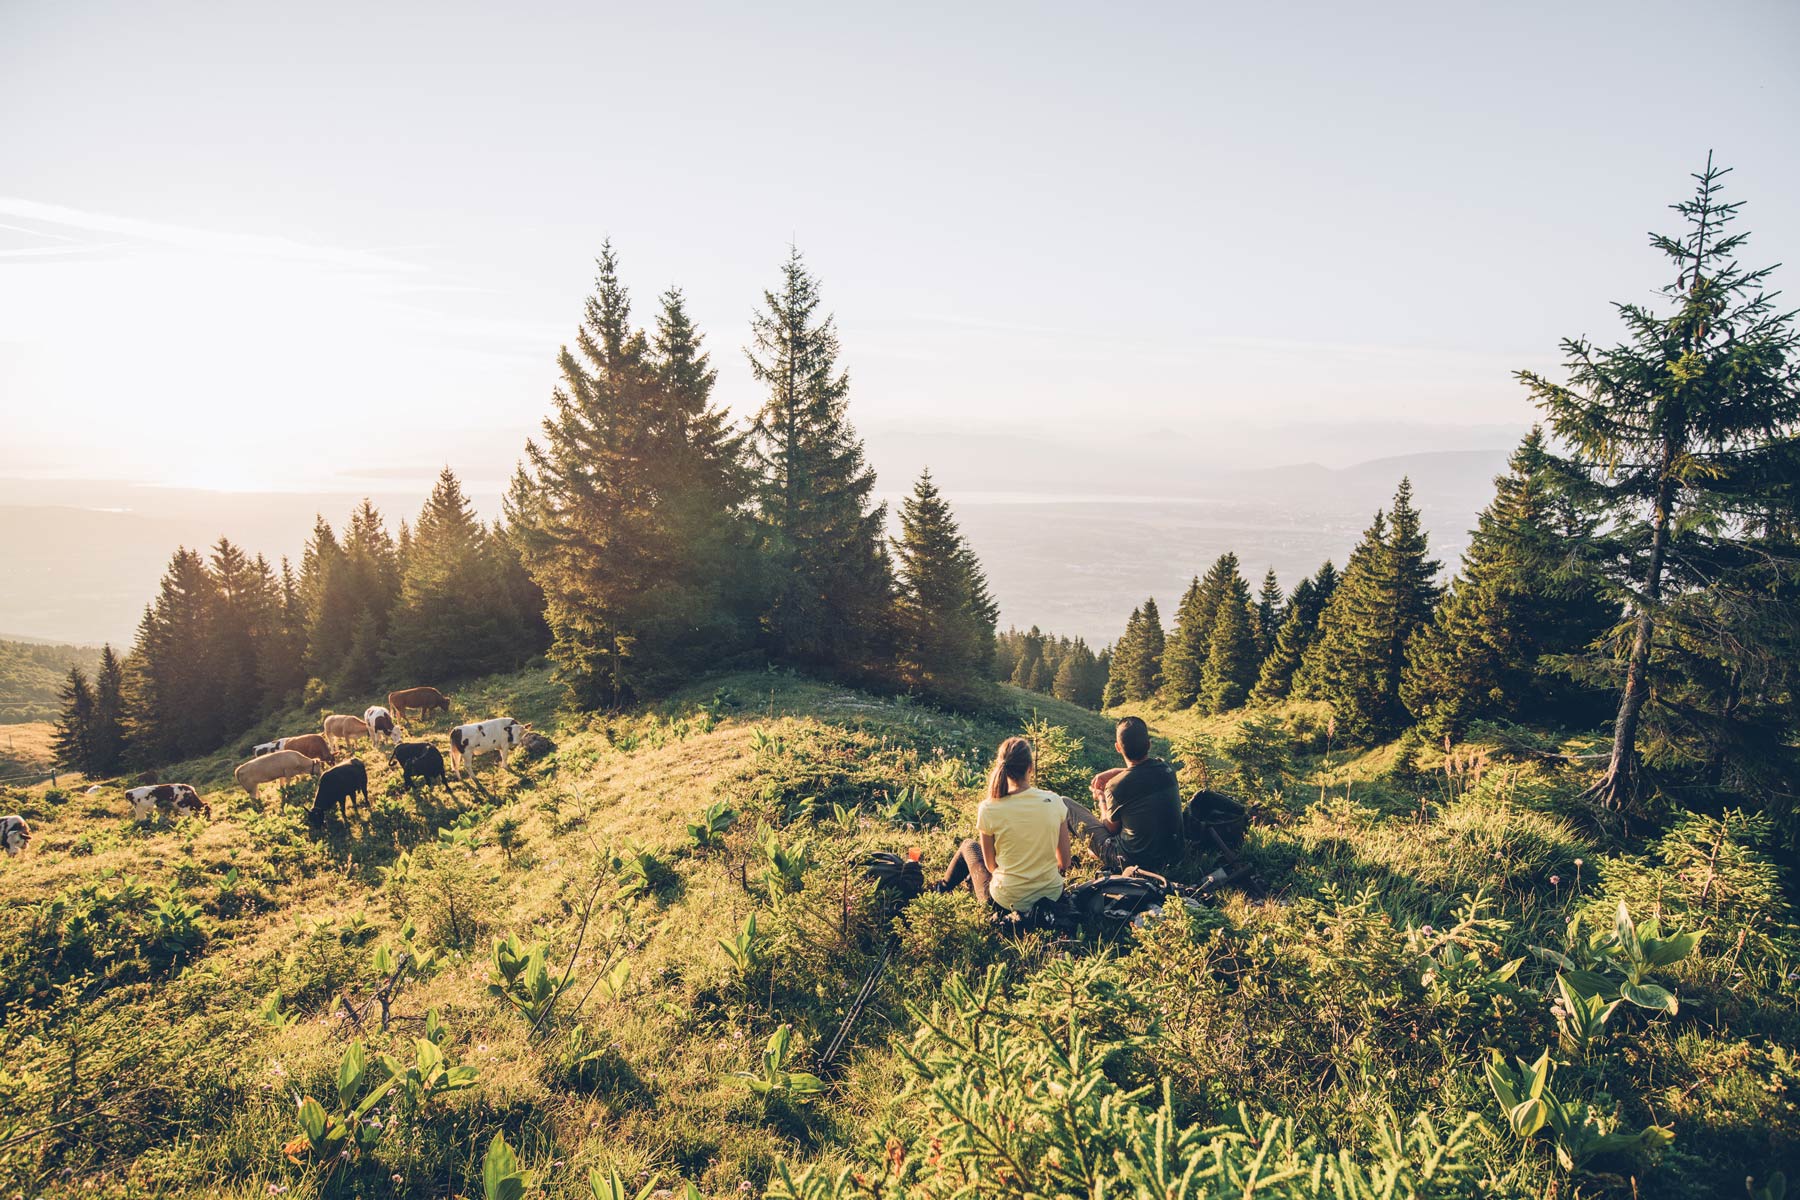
[363,706,400,748]
[448,717,527,779]
[235,749,324,800]
[253,740,280,757]
[387,686,450,721]
[2,814,30,856]
[124,784,210,822]
[276,733,337,764]
[391,741,447,790]
[323,713,371,750]
[309,759,369,826]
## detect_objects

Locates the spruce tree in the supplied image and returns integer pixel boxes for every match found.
[124,547,220,764]
[1114,598,1164,702]
[90,644,126,775]
[1401,430,1613,737]
[1250,566,1331,706]
[1520,159,1800,808]
[388,468,520,683]
[1160,555,1244,707]
[1103,606,1144,707]
[52,666,96,775]
[891,470,999,700]
[1158,576,1208,707]
[1200,570,1258,714]
[509,245,754,705]
[1300,480,1442,741]
[745,247,893,675]
[1254,569,1284,660]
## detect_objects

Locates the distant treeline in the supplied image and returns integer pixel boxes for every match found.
[0,639,102,723]
[50,471,550,776]
[993,629,1109,710]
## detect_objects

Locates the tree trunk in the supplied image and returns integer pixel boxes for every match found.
[1588,463,1675,809]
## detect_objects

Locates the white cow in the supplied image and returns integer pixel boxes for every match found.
[252,740,281,757]
[362,706,402,748]
[2,814,30,856]
[448,717,528,779]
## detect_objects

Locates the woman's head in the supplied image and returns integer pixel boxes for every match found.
[986,736,1035,799]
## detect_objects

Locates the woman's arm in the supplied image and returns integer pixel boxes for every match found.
[980,832,999,873]
[1055,819,1072,871]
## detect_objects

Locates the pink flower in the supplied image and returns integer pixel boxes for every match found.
[1550,875,1561,885]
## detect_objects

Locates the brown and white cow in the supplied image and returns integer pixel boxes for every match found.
[388,686,450,721]
[276,733,337,764]
[447,717,528,779]
[2,814,30,856]
[362,706,400,748]
[234,749,325,800]
[322,713,370,750]
[125,784,210,822]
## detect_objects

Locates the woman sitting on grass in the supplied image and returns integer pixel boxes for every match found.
[936,735,1071,912]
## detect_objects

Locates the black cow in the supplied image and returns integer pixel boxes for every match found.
[309,759,369,826]
[391,741,447,790]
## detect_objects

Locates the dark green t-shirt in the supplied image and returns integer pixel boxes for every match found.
[1104,758,1184,868]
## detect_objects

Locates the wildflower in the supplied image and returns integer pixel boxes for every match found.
[739,1183,755,1193]
[1420,924,1436,936]
[1550,875,1561,886]
[1574,858,1584,867]
[391,1176,403,1186]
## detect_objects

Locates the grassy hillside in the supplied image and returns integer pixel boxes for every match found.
[0,666,1794,1199]
[0,637,102,723]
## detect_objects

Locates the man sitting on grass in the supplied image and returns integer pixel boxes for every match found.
[1064,715,1184,872]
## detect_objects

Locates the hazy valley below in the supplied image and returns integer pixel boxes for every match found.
[0,445,1506,647]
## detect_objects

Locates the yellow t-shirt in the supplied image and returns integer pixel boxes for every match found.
[974,787,1067,911]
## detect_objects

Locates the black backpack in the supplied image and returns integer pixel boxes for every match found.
[1184,789,1248,850]
[861,851,924,901]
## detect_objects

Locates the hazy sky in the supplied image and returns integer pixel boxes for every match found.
[3,0,1797,493]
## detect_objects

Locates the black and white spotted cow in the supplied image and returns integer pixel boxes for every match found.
[447,717,527,779]
[124,783,211,822]
[362,706,400,749]
[1,814,30,856]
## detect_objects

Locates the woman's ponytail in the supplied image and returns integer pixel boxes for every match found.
[985,736,1034,800]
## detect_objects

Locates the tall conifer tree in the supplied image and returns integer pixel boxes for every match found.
[1251,564,1334,706]
[1299,480,1441,741]
[891,470,998,700]
[510,245,753,705]
[52,666,96,775]
[1254,569,1284,660]
[1520,159,1800,807]
[1200,569,1258,714]
[1401,430,1612,737]
[90,644,126,775]
[745,247,893,675]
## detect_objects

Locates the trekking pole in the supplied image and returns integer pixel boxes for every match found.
[818,935,898,1072]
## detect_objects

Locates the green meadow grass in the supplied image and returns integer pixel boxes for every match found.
[1,666,1794,1198]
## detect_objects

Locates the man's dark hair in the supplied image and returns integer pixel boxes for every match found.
[1116,716,1151,762]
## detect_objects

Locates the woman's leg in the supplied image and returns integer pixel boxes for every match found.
[959,838,994,906]
[941,839,973,891]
